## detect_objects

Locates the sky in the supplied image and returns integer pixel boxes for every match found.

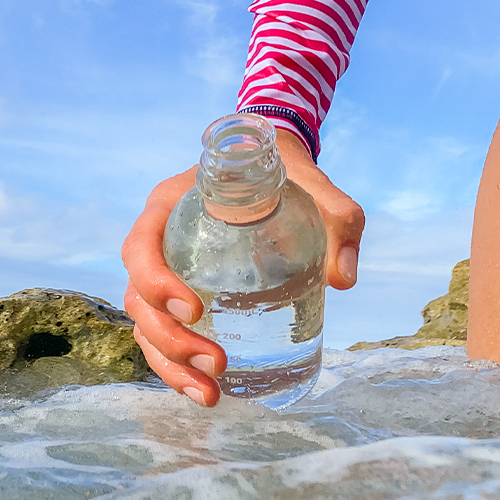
[1,0,499,349]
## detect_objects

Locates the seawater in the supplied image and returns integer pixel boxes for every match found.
[190,275,325,410]
[3,347,500,499]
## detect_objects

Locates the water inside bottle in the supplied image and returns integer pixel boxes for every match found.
[189,263,324,410]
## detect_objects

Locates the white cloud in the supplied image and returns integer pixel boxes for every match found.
[31,13,45,28]
[178,0,219,28]
[0,97,6,128]
[432,68,452,99]
[0,105,208,199]
[1,137,86,157]
[320,98,484,215]
[381,190,435,221]
[60,0,113,8]
[187,37,244,86]
[358,208,473,277]
[458,48,500,78]
[359,261,455,277]
[325,206,474,348]
[0,184,8,214]
[0,182,127,266]
[176,0,246,86]
[428,136,470,158]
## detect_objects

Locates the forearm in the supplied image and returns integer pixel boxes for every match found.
[467,119,500,361]
[236,0,369,161]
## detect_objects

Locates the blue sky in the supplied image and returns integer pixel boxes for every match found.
[1,0,499,348]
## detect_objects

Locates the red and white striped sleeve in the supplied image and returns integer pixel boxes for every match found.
[236,0,368,162]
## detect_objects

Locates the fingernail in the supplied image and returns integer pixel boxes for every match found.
[166,298,192,323]
[190,354,215,377]
[183,386,207,406]
[338,246,358,285]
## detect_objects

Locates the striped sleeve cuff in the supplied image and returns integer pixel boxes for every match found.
[236,0,368,161]
[237,105,315,161]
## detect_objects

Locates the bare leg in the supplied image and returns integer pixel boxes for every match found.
[467,119,500,361]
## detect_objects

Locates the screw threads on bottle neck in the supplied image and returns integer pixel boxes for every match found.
[196,114,286,224]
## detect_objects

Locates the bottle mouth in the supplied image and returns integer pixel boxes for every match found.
[197,114,286,223]
[201,113,276,163]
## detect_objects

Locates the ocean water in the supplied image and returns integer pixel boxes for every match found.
[2,346,500,499]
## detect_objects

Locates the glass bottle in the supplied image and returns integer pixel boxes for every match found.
[163,114,327,409]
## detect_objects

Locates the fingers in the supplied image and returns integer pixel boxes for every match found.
[126,281,227,407]
[275,129,365,290]
[294,170,365,290]
[303,173,364,289]
[122,167,203,323]
[125,281,227,376]
[323,196,365,290]
[122,167,228,407]
[134,326,222,407]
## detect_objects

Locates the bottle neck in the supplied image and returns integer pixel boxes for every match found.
[196,114,286,225]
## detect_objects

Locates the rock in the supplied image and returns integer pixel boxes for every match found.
[349,259,469,351]
[0,288,149,396]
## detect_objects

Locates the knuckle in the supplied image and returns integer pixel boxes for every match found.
[146,181,170,206]
[145,189,160,207]
[123,294,134,316]
[123,286,138,318]
[133,325,143,343]
[144,263,171,293]
[350,201,365,228]
[121,229,141,265]
[160,330,174,354]
[323,196,365,246]
[341,197,364,227]
[121,225,156,271]
[333,197,364,227]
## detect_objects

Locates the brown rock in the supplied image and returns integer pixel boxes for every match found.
[349,259,469,351]
[0,288,149,396]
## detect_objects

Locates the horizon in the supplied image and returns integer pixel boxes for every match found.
[1,0,499,348]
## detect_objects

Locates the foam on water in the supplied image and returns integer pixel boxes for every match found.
[2,346,500,499]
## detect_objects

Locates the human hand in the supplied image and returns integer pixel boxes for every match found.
[275,129,365,290]
[122,128,365,408]
[122,167,227,408]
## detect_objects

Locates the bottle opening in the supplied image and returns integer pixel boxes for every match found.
[197,114,286,224]
[203,115,275,162]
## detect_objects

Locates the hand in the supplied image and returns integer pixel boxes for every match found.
[275,129,365,290]
[122,167,226,408]
[122,129,365,407]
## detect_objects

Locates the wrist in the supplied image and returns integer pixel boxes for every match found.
[275,128,317,171]
[236,105,318,162]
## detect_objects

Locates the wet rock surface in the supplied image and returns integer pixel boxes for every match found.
[349,259,469,351]
[0,288,149,396]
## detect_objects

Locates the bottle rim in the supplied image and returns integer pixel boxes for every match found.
[201,113,276,164]
[196,113,286,223]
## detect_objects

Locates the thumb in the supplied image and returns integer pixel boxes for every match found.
[275,128,365,290]
[307,174,365,290]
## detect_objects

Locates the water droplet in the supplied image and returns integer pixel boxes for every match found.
[236,269,241,275]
